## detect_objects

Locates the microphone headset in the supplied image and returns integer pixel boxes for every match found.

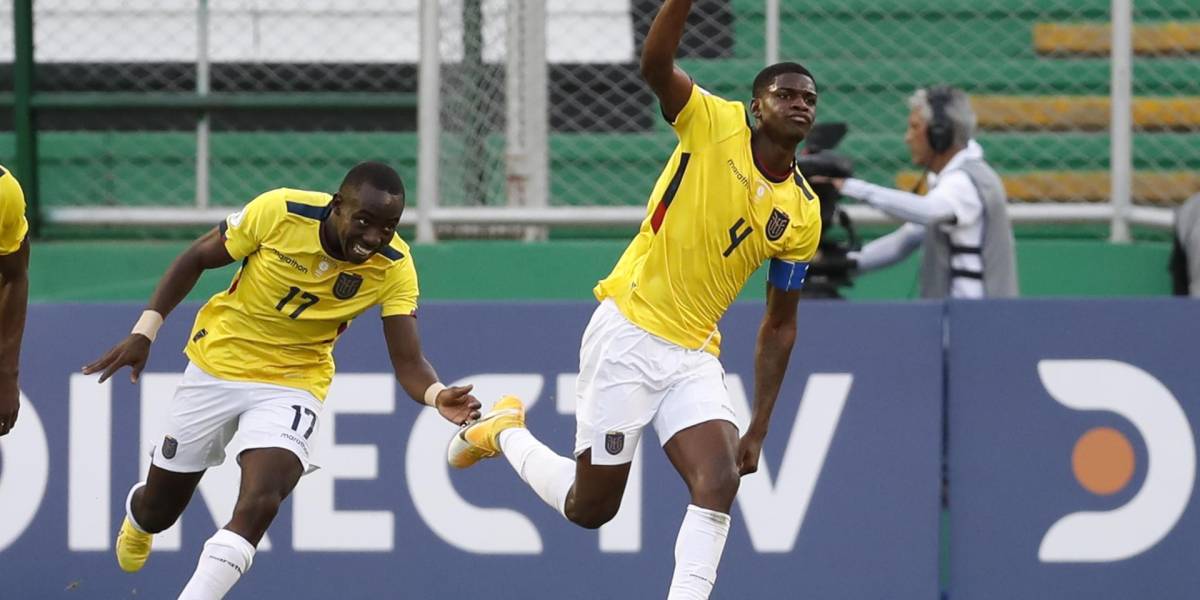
[910,85,957,193]
[925,85,956,155]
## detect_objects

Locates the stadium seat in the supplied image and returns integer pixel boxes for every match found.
[1034,22,1200,56]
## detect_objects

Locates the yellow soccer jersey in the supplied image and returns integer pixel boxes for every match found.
[185,188,419,400]
[595,85,822,356]
[0,165,29,254]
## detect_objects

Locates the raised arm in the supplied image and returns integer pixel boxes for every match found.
[382,314,480,425]
[83,228,234,383]
[0,236,30,436]
[738,283,802,475]
[640,0,697,122]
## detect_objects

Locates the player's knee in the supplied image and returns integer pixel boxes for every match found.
[233,490,286,527]
[688,465,741,510]
[565,498,621,530]
[567,507,618,530]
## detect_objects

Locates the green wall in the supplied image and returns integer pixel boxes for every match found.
[28,239,1172,303]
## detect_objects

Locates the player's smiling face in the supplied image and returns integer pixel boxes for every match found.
[328,183,403,264]
[752,73,818,143]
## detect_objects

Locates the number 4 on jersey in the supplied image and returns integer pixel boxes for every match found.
[724,218,753,257]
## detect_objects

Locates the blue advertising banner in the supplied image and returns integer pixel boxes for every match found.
[947,299,1200,600]
[1,301,942,599]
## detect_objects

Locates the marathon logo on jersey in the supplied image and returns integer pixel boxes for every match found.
[272,248,309,274]
[605,431,625,455]
[727,159,751,191]
[161,436,178,459]
[766,208,790,241]
[192,328,208,343]
[333,273,363,299]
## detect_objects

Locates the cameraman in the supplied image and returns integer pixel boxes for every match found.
[816,86,1018,299]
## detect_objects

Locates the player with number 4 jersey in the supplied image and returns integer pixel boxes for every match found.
[449,1,822,598]
[83,162,481,600]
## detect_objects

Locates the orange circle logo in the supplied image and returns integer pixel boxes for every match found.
[1072,427,1135,496]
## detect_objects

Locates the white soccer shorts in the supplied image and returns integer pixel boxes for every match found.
[574,299,738,466]
[151,362,324,474]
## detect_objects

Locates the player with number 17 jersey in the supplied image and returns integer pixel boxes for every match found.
[187,187,419,400]
[83,163,481,599]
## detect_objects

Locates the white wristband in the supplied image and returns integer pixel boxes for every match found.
[131,310,164,343]
[423,382,446,407]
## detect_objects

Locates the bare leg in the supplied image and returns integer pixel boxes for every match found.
[498,427,633,530]
[224,447,303,546]
[177,448,302,600]
[662,420,741,513]
[661,420,740,600]
[130,465,205,533]
[562,449,634,529]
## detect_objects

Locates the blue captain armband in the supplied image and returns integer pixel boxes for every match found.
[768,259,809,291]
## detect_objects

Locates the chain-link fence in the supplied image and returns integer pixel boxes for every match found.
[0,3,16,171]
[425,0,1199,227]
[771,0,1200,209]
[20,0,421,223]
[4,0,1197,235]
[434,0,510,210]
[430,0,729,210]
[33,0,194,214]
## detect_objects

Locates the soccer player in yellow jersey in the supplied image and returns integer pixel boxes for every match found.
[0,164,30,438]
[83,162,481,600]
[449,1,821,597]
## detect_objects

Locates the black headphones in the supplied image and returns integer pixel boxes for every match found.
[925,85,956,154]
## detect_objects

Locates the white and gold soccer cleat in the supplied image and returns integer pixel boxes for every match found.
[447,395,526,469]
[115,517,154,573]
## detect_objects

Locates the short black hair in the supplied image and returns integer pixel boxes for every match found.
[339,161,405,197]
[752,62,817,98]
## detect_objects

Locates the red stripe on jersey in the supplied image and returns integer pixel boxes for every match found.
[650,200,670,233]
[227,257,249,294]
[650,153,692,234]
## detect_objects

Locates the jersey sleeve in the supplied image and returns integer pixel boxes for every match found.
[771,197,823,291]
[380,253,420,317]
[777,217,821,263]
[220,189,286,261]
[0,171,29,254]
[776,175,823,264]
[671,84,749,151]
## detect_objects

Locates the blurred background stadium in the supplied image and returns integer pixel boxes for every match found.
[1,0,1197,301]
[3,3,1200,598]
